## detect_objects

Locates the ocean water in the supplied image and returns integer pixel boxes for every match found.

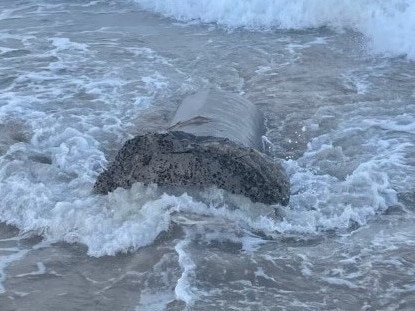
[0,0,414,310]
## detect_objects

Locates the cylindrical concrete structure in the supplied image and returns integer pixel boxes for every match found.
[169,89,264,150]
[94,89,290,205]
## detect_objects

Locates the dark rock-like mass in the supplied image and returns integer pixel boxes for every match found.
[94,131,290,205]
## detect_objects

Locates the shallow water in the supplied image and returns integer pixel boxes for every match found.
[0,0,415,310]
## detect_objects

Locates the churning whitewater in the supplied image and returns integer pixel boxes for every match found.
[135,0,415,59]
[0,0,414,310]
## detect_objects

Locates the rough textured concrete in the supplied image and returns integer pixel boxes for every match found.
[95,89,290,205]
[94,131,290,205]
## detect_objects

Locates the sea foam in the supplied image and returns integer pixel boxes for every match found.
[134,0,415,60]
[0,0,414,259]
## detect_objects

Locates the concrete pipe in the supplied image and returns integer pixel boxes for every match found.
[94,89,290,205]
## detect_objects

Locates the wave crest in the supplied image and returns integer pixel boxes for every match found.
[135,0,415,59]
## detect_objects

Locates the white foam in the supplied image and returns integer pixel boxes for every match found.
[135,0,415,60]
[342,72,371,95]
[141,72,169,94]
[254,267,277,282]
[50,37,89,52]
[174,236,198,306]
[0,246,29,293]
[127,47,172,65]
[1,101,413,257]
[0,148,406,256]
[137,290,175,311]
[0,0,414,260]
[0,25,176,258]
[15,262,46,278]
[321,277,359,289]
[283,109,414,232]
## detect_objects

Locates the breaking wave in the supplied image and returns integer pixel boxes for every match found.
[134,0,415,60]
